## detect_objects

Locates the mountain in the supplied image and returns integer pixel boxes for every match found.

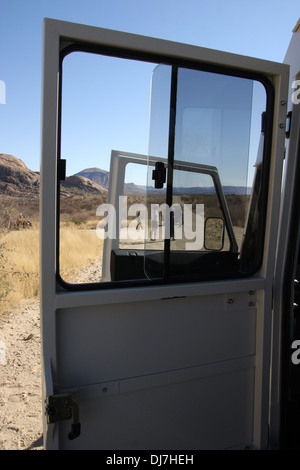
[0,155,107,197]
[75,168,109,189]
[60,175,106,195]
[75,167,147,194]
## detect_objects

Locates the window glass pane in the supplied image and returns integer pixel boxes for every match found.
[175,69,251,232]
[170,168,230,253]
[148,65,172,159]
[143,65,172,279]
[146,66,267,280]
[58,50,269,287]
[170,68,266,278]
[119,162,148,250]
[59,51,159,285]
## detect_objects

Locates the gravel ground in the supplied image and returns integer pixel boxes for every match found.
[0,261,103,451]
[0,299,43,450]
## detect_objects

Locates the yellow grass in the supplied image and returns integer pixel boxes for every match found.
[0,229,39,307]
[0,213,243,311]
[0,227,103,311]
[59,228,103,283]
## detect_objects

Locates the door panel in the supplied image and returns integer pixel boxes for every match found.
[56,294,256,386]
[55,292,256,450]
[59,367,255,450]
[40,19,289,449]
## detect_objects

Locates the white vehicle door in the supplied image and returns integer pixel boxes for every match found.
[40,18,289,450]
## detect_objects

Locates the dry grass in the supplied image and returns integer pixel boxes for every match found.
[59,228,103,283]
[0,191,249,311]
[0,225,104,312]
[0,229,39,309]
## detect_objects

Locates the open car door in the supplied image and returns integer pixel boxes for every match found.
[40,18,289,449]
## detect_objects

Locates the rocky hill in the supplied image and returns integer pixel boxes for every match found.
[60,174,106,196]
[0,154,107,197]
[0,155,146,198]
[75,167,147,195]
[0,154,39,197]
[75,167,109,189]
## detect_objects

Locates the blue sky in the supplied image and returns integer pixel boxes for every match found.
[0,0,299,175]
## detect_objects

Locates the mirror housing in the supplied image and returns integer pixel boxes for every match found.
[204,217,225,251]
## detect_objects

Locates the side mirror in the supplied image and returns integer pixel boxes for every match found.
[204,217,225,251]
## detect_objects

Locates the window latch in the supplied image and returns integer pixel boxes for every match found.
[152,161,166,189]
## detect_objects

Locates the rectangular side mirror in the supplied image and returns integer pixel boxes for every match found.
[204,217,225,251]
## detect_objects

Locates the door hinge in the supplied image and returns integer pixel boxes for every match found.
[46,393,81,440]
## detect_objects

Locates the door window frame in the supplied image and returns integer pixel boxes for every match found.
[55,32,275,291]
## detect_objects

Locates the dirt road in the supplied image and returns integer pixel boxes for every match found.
[0,261,102,451]
[0,299,43,450]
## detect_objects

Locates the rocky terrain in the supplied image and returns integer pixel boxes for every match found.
[0,154,111,228]
[75,167,109,188]
[0,154,147,201]
[60,174,106,196]
[0,154,39,198]
[0,154,109,198]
